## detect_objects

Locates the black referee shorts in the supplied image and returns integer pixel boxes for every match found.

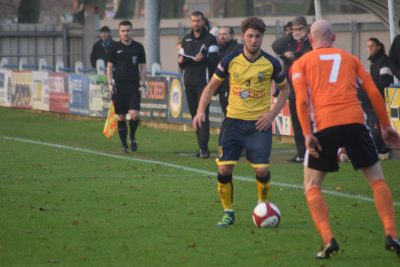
[112,81,141,115]
[305,123,378,172]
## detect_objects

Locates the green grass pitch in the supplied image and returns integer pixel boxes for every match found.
[0,107,399,266]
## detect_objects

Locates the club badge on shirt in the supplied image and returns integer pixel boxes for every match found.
[132,56,137,64]
[240,90,250,99]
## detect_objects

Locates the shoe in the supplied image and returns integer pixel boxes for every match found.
[379,152,389,161]
[385,235,400,256]
[287,156,304,163]
[316,238,339,259]
[216,211,235,228]
[122,146,129,153]
[130,139,138,152]
[196,149,210,159]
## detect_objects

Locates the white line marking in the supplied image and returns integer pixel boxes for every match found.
[1,136,399,206]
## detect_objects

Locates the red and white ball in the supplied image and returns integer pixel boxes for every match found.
[252,201,281,228]
[337,147,350,163]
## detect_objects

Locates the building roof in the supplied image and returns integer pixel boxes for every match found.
[349,0,399,27]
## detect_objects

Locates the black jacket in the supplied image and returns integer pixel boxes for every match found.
[216,39,243,93]
[359,50,394,111]
[271,33,312,98]
[368,49,393,96]
[271,33,312,74]
[388,35,400,80]
[179,28,219,87]
[90,38,116,68]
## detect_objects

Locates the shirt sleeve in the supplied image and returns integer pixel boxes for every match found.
[107,43,116,64]
[213,52,231,80]
[291,59,313,135]
[138,43,146,64]
[356,57,391,128]
[270,56,287,86]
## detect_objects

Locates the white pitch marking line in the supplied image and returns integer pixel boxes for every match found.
[2,136,399,206]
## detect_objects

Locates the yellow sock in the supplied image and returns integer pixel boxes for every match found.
[256,180,271,203]
[217,181,233,210]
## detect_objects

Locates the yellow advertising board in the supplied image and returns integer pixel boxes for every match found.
[385,87,400,133]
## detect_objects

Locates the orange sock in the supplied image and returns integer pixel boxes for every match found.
[371,179,398,238]
[306,186,333,245]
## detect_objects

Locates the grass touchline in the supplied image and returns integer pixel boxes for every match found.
[2,135,398,207]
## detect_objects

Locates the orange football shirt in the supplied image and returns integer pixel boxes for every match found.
[291,47,390,135]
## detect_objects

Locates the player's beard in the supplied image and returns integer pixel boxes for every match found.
[246,45,260,55]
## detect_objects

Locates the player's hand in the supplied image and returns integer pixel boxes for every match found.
[382,126,400,149]
[283,51,295,60]
[108,84,115,99]
[192,112,205,131]
[139,85,146,97]
[178,55,184,64]
[255,112,274,131]
[194,53,204,62]
[305,134,322,158]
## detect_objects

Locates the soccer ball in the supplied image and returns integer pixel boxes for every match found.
[252,201,281,228]
[337,147,350,163]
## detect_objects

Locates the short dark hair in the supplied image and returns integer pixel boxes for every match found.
[241,17,266,34]
[221,26,234,36]
[292,16,307,27]
[118,20,132,28]
[284,21,292,30]
[191,10,205,20]
[100,26,111,32]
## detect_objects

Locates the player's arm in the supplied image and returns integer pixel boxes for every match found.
[272,81,290,115]
[358,66,400,148]
[192,76,223,130]
[292,61,321,157]
[139,63,147,95]
[106,61,114,97]
[255,81,290,131]
[357,64,391,128]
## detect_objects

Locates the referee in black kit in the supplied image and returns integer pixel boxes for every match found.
[107,20,146,153]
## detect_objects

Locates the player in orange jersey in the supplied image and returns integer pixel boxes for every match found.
[292,19,400,259]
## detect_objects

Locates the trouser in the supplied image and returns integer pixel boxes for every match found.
[288,95,306,158]
[218,89,228,117]
[364,107,388,154]
[185,85,210,151]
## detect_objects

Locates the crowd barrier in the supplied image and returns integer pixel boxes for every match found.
[1,68,398,137]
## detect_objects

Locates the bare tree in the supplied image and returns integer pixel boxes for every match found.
[224,0,253,17]
[18,0,41,23]
[114,0,136,19]
[0,0,18,22]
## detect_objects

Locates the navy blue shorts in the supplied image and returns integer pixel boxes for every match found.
[216,118,272,168]
[112,81,141,115]
[304,123,378,172]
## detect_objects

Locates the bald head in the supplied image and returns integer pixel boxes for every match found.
[310,19,335,49]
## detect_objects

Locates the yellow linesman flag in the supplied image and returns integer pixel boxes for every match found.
[103,101,117,138]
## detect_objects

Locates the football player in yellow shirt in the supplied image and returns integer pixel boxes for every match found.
[193,17,290,227]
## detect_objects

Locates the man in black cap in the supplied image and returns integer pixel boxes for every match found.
[90,26,116,68]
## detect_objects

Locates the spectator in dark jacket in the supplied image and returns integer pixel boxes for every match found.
[90,26,116,68]
[178,11,219,158]
[358,37,393,160]
[388,19,400,80]
[272,16,312,163]
[216,26,243,116]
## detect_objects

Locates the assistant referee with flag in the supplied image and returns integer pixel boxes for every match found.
[107,20,146,153]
